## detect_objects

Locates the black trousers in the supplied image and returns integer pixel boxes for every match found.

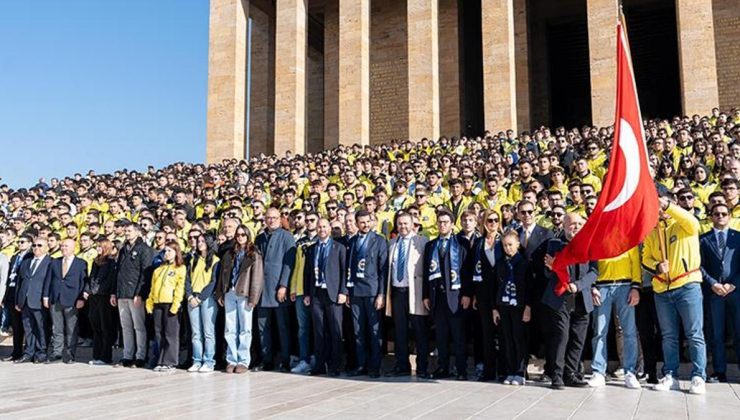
[257,305,291,367]
[88,295,115,363]
[530,301,552,375]
[351,296,383,372]
[22,306,46,361]
[546,300,589,382]
[391,287,429,373]
[311,289,343,372]
[342,304,357,370]
[8,297,24,359]
[50,303,78,359]
[636,287,661,376]
[477,304,498,378]
[153,304,180,367]
[500,305,528,377]
[434,290,466,374]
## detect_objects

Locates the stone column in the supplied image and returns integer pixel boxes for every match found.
[274,0,307,155]
[324,0,340,147]
[206,0,248,163]
[249,5,274,157]
[338,0,370,146]
[408,0,440,140]
[587,0,618,127]
[482,0,517,133]
[676,0,719,115]
[438,0,460,138]
[514,0,530,131]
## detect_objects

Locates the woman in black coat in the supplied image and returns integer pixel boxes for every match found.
[84,239,118,365]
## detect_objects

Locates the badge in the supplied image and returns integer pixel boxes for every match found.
[168,270,175,277]
[670,235,677,244]
[450,271,457,282]
[429,259,438,273]
[475,261,482,273]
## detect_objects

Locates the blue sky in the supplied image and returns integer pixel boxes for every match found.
[0,0,209,189]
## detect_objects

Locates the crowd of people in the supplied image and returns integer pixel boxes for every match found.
[1,107,739,395]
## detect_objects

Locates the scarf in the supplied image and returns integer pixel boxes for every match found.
[472,239,485,282]
[429,236,461,290]
[502,254,520,306]
[347,233,370,287]
[314,239,331,287]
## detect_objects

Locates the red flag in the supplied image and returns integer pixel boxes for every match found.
[551,21,659,296]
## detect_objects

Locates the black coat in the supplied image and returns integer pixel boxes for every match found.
[463,237,501,308]
[115,238,154,299]
[303,240,348,303]
[494,253,533,307]
[86,257,118,296]
[516,225,554,302]
[422,235,470,314]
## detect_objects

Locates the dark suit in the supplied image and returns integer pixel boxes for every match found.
[304,239,347,373]
[255,227,296,368]
[3,251,32,359]
[15,256,52,361]
[347,231,388,374]
[542,238,597,384]
[700,228,740,375]
[44,257,87,360]
[517,224,554,373]
[423,235,470,375]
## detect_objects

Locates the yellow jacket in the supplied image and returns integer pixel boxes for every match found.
[146,264,186,314]
[188,255,219,294]
[642,204,702,293]
[290,244,308,296]
[596,247,641,286]
[77,247,98,275]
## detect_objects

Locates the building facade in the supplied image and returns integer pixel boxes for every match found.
[206,0,739,162]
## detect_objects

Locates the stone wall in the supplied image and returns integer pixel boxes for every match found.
[306,45,325,152]
[713,0,740,111]
[370,0,409,144]
[249,5,274,157]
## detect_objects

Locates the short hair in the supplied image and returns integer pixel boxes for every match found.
[355,209,371,220]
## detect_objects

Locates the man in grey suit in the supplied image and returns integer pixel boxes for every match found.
[385,212,430,378]
[254,207,296,371]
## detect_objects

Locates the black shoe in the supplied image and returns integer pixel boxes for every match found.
[276,364,290,373]
[565,375,588,388]
[708,373,727,383]
[431,368,450,379]
[386,367,411,377]
[477,375,493,382]
[35,358,47,364]
[537,373,552,383]
[328,370,341,377]
[346,367,368,377]
[63,357,75,365]
[551,377,565,389]
[456,374,468,381]
[416,372,430,380]
[116,359,133,368]
[14,356,33,364]
[3,355,19,362]
[309,368,326,376]
[369,371,381,379]
[134,359,146,368]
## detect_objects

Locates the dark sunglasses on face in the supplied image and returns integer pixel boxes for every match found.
[678,195,694,201]
[552,213,565,217]
[236,232,248,238]
[713,212,728,217]
[32,244,44,248]
[486,218,499,223]
[307,218,318,223]
[520,210,534,215]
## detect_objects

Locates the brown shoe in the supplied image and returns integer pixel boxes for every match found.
[226,364,236,374]
[234,364,248,374]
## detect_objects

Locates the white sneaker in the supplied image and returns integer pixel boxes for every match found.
[588,372,606,388]
[654,374,680,391]
[198,364,214,373]
[290,360,311,374]
[612,368,625,379]
[188,363,202,373]
[511,375,526,386]
[153,365,163,372]
[624,372,642,389]
[503,375,513,385]
[689,376,706,395]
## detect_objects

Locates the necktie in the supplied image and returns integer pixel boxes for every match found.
[30,258,39,276]
[524,229,531,248]
[62,258,70,277]
[397,238,407,283]
[718,231,726,256]
[440,238,449,256]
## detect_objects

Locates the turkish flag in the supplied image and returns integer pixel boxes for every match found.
[551,21,659,295]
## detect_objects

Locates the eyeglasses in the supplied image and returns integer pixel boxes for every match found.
[404,172,414,176]
[519,210,534,215]
[678,195,694,201]
[326,206,337,211]
[306,218,318,223]
[32,244,44,248]
[236,232,248,237]
[712,212,728,217]
[415,195,426,199]
[486,218,499,223]
[552,213,565,217]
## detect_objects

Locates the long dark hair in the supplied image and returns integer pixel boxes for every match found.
[192,233,218,271]
[234,225,255,257]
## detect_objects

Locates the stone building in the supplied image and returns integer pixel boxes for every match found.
[206,0,739,162]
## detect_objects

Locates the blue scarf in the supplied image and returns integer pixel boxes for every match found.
[502,254,520,306]
[348,233,370,287]
[473,239,485,282]
[314,240,331,287]
[429,236,461,290]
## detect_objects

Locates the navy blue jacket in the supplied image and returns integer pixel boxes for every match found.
[422,235,470,314]
[303,240,348,303]
[462,236,502,307]
[494,253,534,307]
[44,257,87,307]
[15,256,52,310]
[517,225,554,300]
[255,228,296,307]
[541,238,597,313]
[700,228,739,288]
[347,231,388,298]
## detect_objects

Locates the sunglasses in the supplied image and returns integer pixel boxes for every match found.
[552,213,565,217]
[678,195,694,201]
[32,244,44,248]
[326,206,337,211]
[307,218,318,223]
[486,218,499,223]
[712,212,728,217]
[236,232,248,237]
[415,195,426,198]
[519,210,534,215]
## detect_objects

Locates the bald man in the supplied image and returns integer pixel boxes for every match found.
[542,213,597,389]
[44,238,88,363]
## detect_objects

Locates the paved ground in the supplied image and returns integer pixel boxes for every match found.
[2,343,740,420]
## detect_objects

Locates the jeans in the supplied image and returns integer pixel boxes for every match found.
[590,284,638,375]
[188,296,217,367]
[1,305,10,330]
[654,282,706,379]
[706,288,740,374]
[224,290,253,367]
[296,295,312,362]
